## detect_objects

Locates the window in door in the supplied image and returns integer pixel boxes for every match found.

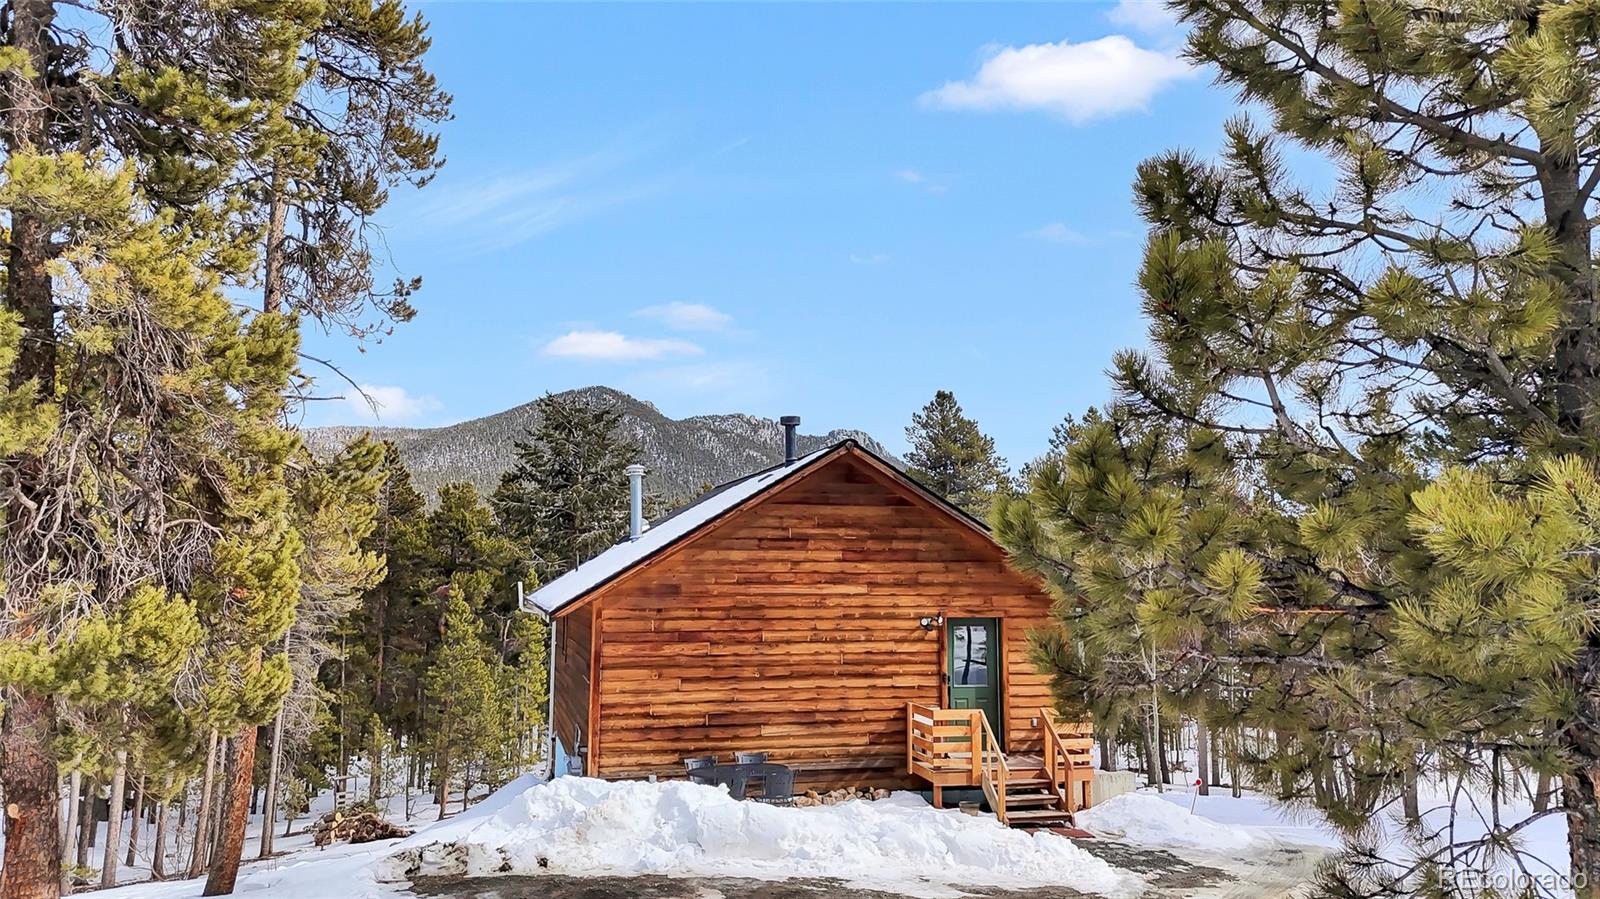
[952,623,989,686]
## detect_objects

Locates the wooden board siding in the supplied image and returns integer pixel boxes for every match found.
[552,603,595,762]
[585,452,1056,789]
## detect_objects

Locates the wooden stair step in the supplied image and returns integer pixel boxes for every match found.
[1004,808,1076,826]
[1005,777,1054,789]
[1002,792,1063,808]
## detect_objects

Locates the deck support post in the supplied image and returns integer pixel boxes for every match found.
[932,784,943,809]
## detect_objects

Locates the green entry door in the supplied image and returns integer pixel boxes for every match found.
[947,618,1001,748]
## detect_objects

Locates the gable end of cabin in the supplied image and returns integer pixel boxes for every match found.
[545,444,1055,790]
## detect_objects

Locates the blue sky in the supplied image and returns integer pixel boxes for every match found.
[300,0,1241,468]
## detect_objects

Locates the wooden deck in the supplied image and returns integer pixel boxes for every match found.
[906,703,1094,829]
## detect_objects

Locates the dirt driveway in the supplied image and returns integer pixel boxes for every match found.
[410,838,1324,899]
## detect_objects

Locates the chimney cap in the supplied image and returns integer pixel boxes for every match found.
[779,415,801,426]
[625,464,646,476]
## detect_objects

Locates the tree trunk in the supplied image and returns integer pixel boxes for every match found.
[371,599,388,805]
[74,776,94,869]
[1,691,62,899]
[1156,724,1172,785]
[436,753,450,821]
[1140,725,1160,790]
[188,729,220,879]
[1097,733,1116,772]
[1536,135,1599,438]
[3,0,59,398]
[259,704,285,859]
[1402,762,1421,822]
[58,770,81,895]
[207,740,229,862]
[1536,770,1555,813]
[1195,720,1211,796]
[100,750,127,888]
[370,723,383,807]
[203,725,259,896]
[125,774,144,869]
[0,0,61,885]
[337,635,350,797]
[263,167,288,316]
[1230,728,1243,798]
[150,797,169,881]
[1274,730,1294,800]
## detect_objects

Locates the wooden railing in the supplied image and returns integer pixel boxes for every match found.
[976,709,1009,823]
[1040,708,1095,812]
[906,702,982,782]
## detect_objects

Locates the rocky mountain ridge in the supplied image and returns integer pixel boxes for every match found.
[303,386,897,504]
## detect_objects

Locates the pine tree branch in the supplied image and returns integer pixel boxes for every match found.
[1218,0,1546,168]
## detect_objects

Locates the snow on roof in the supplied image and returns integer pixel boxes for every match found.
[525,443,838,615]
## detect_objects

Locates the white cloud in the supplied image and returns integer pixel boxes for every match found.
[850,253,890,265]
[647,361,767,392]
[1026,222,1089,244]
[633,301,733,332]
[894,168,948,194]
[619,360,774,407]
[920,35,1193,124]
[541,330,704,363]
[404,140,666,252]
[1107,0,1182,35]
[343,384,441,423]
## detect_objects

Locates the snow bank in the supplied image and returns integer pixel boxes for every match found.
[1077,792,1260,851]
[376,776,1144,897]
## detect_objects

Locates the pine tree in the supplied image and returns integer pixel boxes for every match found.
[499,613,550,776]
[337,442,429,810]
[425,582,506,819]
[0,154,296,899]
[0,1,447,893]
[256,439,387,861]
[192,314,303,898]
[903,390,1010,517]
[257,0,450,334]
[493,392,642,577]
[997,2,1600,893]
[428,483,522,590]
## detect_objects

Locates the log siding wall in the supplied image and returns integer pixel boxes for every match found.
[552,602,595,764]
[579,454,1055,789]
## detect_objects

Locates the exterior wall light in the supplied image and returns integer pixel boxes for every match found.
[918,614,945,631]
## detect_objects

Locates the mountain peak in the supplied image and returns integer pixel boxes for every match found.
[303,387,897,504]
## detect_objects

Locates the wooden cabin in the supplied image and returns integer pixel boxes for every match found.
[527,430,1092,827]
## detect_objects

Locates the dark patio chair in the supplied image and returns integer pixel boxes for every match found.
[682,755,717,773]
[734,750,769,764]
[752,766,795,804]
[687,765,749,798]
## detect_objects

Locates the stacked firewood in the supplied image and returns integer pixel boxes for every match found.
[312,808,413,846]
[790,787,892,807]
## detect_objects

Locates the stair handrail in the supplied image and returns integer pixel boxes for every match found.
[1040,708,1094,812]
[1039,707,1069,794]
[975,710,1008,824]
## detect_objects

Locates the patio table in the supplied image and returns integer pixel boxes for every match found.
[687,762,795,802]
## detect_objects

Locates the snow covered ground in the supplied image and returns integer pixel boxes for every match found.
[76,772,1580,899]
[94,775,1315,899]
[377,775,1146,898]
[1085,785,1576,898]
[54,769,458,896]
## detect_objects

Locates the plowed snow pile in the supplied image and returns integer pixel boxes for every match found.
[377,775,1143,897]
[1077,792,1260,851]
